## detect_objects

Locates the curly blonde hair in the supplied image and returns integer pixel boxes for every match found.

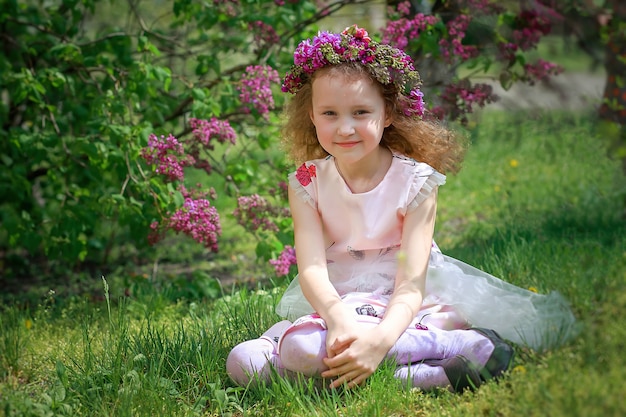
[281,63,466,174]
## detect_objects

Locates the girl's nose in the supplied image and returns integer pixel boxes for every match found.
[337,119,355,136]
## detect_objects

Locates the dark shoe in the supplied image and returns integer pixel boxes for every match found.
[424,355,482,393]
[471,328,514,381]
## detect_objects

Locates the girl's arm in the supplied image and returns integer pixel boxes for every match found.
[377,187,438,345]
[288,184,356,339]
[322,189,438,388]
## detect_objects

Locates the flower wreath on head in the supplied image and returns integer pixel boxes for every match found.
[282,25,425,117]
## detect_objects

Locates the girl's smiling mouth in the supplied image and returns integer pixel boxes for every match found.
[335,141,360,148]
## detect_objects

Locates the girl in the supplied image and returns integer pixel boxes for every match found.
[227,25,576,392]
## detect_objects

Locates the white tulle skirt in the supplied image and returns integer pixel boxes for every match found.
[424,255,578,350]
[276,252,578,352]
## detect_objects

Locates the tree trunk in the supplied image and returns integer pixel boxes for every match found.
[597,1,626,208]
[598,1,626,127]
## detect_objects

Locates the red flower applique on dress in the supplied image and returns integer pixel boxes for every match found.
[295,163,316,186]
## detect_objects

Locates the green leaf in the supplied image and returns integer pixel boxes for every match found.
[111,194,126,203]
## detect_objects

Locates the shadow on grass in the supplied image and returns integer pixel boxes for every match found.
[444,189,625,321]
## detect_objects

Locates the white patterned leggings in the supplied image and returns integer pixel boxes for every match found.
[226,311,500,391]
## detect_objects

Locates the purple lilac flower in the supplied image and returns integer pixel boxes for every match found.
[512,9,552,51]
[238,65,280,119]
[211,0,238,16]
[189,117,236,147]
[439,15,479,63]
[405,89,425,117]
[437,80,497,124]
[140,134,195,182]
[168,198,221,252]
[523,59,562,84]
[497,42,519,63]
[248,21,280,50]
[233,194,280,233]
[269,245,297,276]
[382,13,439,50]
[396,1,411,16]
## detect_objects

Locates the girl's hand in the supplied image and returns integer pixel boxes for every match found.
[321,325,390,389]
[322,303,359,359]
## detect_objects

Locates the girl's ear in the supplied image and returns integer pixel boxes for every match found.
[383,103,393,127]
[384,113,393,128]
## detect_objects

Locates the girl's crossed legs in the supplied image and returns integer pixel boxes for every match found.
[226,316,513,392]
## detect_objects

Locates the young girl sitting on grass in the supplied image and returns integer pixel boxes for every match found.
[227,25,576,392]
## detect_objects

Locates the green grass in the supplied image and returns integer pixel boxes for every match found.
[1,110,625,416]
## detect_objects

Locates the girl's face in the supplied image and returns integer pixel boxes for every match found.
[309,71,391,164]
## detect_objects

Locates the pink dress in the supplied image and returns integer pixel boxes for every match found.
[276,154,577,351]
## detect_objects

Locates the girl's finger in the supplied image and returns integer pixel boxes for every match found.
[322,352,353,374]
[329,369,364,389]
[321,361,351,378]
[329,336,354,354]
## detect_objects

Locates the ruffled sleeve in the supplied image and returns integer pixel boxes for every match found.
[406,163,446,212]
[288,161,319,209]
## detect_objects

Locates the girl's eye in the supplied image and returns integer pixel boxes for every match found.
[354,110,369,115]
[322,111,336,116]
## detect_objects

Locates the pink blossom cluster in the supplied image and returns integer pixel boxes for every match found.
[248,21,280,50]
[211,0,238,16]
[439,15,478,63]
[397,1,411,16]
[186,117,236,174]
[233,194,280,233]
[140,134,194,182]
[147,221,162,246]
[268,181,289,201]
[167,198,222,252]
[523,59,563,85]
[381,12,439,51]
[238,65,280,119]
[433,80,497,123]
[269,245,297,276]
[497,42,519,64]
[403,89,425,117]
[179,184,217,201]
[189,117,236,148]
[147,185,221,250]
[512,9,552,51]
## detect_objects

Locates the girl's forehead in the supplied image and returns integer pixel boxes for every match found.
[311,75,384,107]
[312,71,378,92]
[313,65,371,82]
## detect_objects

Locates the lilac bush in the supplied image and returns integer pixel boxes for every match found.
[0,0,589,279]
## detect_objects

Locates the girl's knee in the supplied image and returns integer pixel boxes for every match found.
[279,325,327,376]
[226,338,274,386]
